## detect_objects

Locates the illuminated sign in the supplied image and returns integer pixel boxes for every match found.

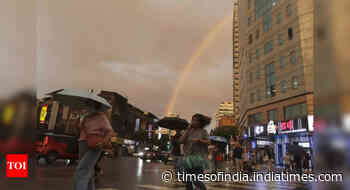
[279,120,293,131]
[267,120,277,134]
[298,142,310,148]
[255,125,264,136]
[40,105,48,124]
[257,140,272,146]
[308,115,314,132]
[3,104,15,125]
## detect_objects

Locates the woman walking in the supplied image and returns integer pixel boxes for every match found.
[179,113,211,190]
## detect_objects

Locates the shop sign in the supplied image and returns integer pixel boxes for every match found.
[298,142,310,148]
[267,120,277,134]
[40,105,48,124]
[257,140,272,146]
[308,115,314,132]
[279,120,294,131]
[255,125,264,136]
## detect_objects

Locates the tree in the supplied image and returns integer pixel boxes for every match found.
[133,129,148,142]
[212,125,238,141]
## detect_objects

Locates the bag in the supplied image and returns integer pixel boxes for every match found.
[87,134,104,149]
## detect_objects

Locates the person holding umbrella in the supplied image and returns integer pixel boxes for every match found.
[73,111,115,190]
[179,113,211,190]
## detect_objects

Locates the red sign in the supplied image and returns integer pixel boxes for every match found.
[280,120,293,131]
[6,154,28,178]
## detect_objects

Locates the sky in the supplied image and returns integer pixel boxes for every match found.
[36,0,233,131]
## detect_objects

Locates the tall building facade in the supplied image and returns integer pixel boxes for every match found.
[232,0,240,129]
[215,101,234,127]
[237,0,315,164]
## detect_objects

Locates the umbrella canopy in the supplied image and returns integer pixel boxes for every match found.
[156,117,189,130]
[210,136,228,143]
[48,89,112,111]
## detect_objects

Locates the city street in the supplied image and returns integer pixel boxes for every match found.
[1,157,309,190]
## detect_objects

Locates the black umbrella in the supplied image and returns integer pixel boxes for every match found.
[156,117,189,130]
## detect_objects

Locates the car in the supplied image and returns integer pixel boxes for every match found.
[36,133,79,164]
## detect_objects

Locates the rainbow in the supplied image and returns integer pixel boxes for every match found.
[165,13,232,116]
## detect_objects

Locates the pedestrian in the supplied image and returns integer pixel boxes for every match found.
[303,152,312,172]
[73,112,116,190]
[179,113,211,190]
[234,144,243,171]
[292,142,303,174]
[283,152,291,172]
[242,149,249,171]
[250,150,256,170]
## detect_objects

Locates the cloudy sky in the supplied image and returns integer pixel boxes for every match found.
[36,0,233,131]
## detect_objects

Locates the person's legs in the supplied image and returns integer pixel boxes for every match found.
[73,148,102,190]
[190,168,206,190]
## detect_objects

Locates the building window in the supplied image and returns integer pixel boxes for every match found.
[278,33,284,46]
[284,103,307,120]
[292,76,298,89]
[248,112,263,125]
[288,27,293,40]
[256,65,261,79]
[268,109,279,121]
[264,40,274,54]
[287,4,292,17]
[249,72,254,82]
[248,16,252,26]
[257,89,262,101]
[256,29,260,40]
[290,50,296,64]
[263,11,273,33]
[256,48,260,59]
[249,34,253,45]
[276,12,281,24]
[250,93,255,104]
[281,80,287,93]
[265,62,276,98]
[249,54,253,64]
[280,56,286,69]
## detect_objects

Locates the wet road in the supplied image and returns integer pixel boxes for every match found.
[1,157,311,190]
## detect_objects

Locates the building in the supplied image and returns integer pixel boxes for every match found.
[215,101,234,127]
[237,0,315,165]
[37,89,158,140]
[232,0,241,131]
[167,113,180,118]
[218,115,235,127]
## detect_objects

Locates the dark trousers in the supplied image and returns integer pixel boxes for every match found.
[185,168,207,190]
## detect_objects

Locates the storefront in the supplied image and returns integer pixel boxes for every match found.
[272,116,314,166]
[243,124,274,158]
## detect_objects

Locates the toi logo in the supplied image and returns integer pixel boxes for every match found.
[6,154,28,178]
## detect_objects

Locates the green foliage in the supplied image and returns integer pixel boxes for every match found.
[133,128,148,142]
[212,125,238,140]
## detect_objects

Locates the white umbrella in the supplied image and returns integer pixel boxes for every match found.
[47,89,112,111]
